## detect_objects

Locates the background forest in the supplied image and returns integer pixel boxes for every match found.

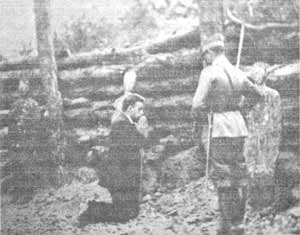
[0,0,299,60]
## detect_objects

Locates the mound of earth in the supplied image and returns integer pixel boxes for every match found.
[1,173,299,235]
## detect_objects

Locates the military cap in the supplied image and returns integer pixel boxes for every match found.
[202,33,225,53]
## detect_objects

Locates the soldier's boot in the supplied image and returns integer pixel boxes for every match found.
[216,187,234,235]
[111,190,140,223]
[217,187,246,235]
[231,187,247,235]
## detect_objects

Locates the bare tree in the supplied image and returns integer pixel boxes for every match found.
[197,0,224,49]
[33,0,64,181]
[1,0,64,202]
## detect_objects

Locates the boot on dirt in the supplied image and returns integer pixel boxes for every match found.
[231,187,247,235]
[216,187,233,235]
[217,186,246,235]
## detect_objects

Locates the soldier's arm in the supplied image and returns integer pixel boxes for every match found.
[191,68,213,123]
[241,76,265,109]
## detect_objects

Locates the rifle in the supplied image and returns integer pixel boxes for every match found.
[205,106,214,191]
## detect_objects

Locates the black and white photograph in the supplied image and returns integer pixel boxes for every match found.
[0,0,299,234]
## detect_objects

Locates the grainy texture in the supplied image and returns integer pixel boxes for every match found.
[1,1,299,234]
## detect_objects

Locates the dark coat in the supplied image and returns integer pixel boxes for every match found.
[103,113,146,193]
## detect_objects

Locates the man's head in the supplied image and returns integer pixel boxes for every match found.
[122,94,145,122]
[201,33,225,66]
[123,68,137,92]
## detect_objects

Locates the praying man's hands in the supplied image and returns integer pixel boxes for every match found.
[135,115,150,138]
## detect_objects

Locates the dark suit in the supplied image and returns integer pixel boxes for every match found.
[79,112,147,226]
[105,112,146,220]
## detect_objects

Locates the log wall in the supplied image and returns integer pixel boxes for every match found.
[0,49,299,168]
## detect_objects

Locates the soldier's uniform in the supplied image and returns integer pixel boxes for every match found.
[192,35,264,234]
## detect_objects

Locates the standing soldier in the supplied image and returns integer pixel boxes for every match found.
[191,34,264,235]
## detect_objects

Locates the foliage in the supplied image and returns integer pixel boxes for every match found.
[57,1,159,53]
[53,0,298,55]
[59,14,118,53]
[226,0,299,23]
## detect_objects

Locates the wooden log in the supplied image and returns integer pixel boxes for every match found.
[0,47,146,72]
[146,29,200,54]
[63,97,91,109]
[58,49,201,88]
[64,107,111,128]
[66,120,194,167]
[2,61,297,95]
[62,75,198,100]
[0,49,202,85]
[58,65,125,89]
[0,93,20,110]
[0,58,38,72]
[136,75,197,99]
[63,94,193,128]
[62,84,122,101]
[0,21,298,73]
[0,28,202,72]
[65,127,110,147]
[63,91,299,156]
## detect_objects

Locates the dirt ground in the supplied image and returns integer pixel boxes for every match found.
[1,175,300,235]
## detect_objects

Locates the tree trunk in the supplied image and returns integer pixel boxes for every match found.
[1,0,64,203]
[197,0,224,49]
[33,0,64,181]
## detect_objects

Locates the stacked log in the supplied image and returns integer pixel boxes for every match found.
[1,61,299,165]
[0,26,299,194]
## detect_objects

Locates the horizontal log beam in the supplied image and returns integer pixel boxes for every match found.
[146,29,200,54]
[0,47,146,72]
[62,75,197,101]
[0,93,20,110]
[67,121,194,154]
[0,30,201,72]
[63,94,193,127]
[58,49,201,85]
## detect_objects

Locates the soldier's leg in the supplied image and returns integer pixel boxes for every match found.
[217,186,246,235]
[231,137,248,235]
[212,137,247,235]
[217,186,234,235]
[111,187,140,222]
[209,139,230,234]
